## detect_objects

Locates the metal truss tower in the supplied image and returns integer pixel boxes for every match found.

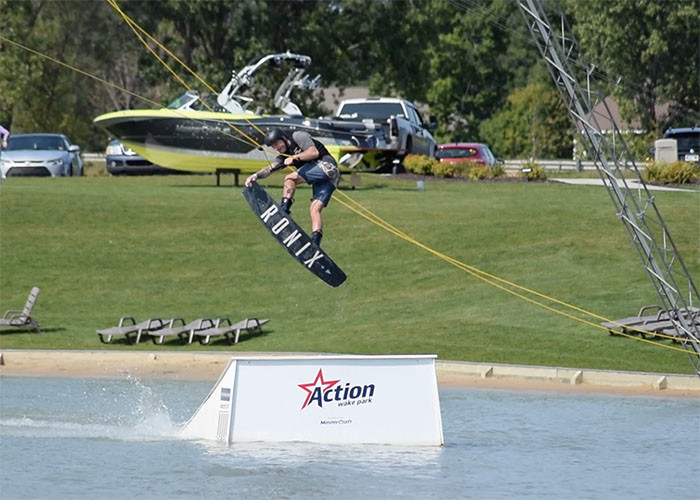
[516,0,700,375]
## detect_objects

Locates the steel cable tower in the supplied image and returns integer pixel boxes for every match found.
[516,0,700,375]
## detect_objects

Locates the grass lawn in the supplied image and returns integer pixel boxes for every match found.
[0,173,698,374]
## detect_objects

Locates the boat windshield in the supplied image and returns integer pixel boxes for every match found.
[166,91,227,112]
[166,90,200,110]
[188,94,228,112]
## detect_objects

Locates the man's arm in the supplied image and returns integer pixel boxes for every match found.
[245,157,284,186]
[283,145,319,166]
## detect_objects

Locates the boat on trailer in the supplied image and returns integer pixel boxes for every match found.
[93,52,398,174]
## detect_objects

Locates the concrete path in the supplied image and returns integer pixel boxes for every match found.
[551,177,697,193]
[1,350,698,395]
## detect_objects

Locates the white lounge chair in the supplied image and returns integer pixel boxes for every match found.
[0,287,41,333]
[149,318,215,345]
[192,317,269,345]
[97,317,165,344]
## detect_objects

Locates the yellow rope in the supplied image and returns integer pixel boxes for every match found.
[0,36,162,108]
[105,0,217,94]
[106,0,192,92]
[0,35,262,152]
[105,0,268,146]
[5,8,693,357]
[331,190,696,355]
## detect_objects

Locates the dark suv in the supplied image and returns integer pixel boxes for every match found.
[105,139,175,175]
[662,127,700,164]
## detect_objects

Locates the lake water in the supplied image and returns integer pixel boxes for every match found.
[1,376,698,499]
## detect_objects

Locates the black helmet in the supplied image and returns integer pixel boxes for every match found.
[264,128,287,147]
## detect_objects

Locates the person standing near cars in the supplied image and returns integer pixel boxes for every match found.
[0,125,8,184]
[0,125,9,150]
[245,128,339,247]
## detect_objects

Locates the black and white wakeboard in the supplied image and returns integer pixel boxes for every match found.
[242,182,347,287]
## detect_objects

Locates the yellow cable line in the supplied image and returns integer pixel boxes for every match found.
[331,191,696,354]
[0,34,261,152]
[105,0,217,94]
[335,190,695,345]
[336,190,632,326]
[108,0,694,349]
[105,0,268,146]
[0,36,162,108]
[6,6,693,355]
[107,0,193,94]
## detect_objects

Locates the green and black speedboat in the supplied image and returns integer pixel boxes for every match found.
[94,52,396,174]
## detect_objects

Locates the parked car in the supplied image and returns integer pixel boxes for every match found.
[662,127,700,164]
[105,139,178,175]
[435,142,497,166]
[0,133,83,178]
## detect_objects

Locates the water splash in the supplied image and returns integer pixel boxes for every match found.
[0,376,185,442]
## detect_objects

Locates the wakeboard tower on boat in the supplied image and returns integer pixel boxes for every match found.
[93,51,400,174]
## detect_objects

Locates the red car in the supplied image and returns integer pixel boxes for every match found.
[435,142,496,166]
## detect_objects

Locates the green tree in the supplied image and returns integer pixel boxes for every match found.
[131,0,349,115]
[424,0,508,140]
[15,0,690,160]
[0,0,155,149]
[567,0,700,135]
[0,0,45,131]
[352,0,544,143]
[480,82,573,159]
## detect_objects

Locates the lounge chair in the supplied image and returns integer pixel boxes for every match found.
[654,312,700,342]
[97,317,165,344]
[600,305,669,332]
[627,319,678,338]
[192,317,269,345]
[149,318,215,345]
[0,287,41,333]
[602,305,699,338]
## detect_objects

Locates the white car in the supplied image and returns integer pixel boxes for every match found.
[0,133,83,178]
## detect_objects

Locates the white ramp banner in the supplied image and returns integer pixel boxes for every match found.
[180,355,443,446]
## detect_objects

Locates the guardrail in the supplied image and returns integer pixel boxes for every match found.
[503,158,638,172]
[504,159,595,172]
[82,153,105,162]
[80,153,634,173]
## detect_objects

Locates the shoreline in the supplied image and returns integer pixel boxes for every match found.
[1,349,698,398]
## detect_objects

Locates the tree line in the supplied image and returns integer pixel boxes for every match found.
[0,0,698,158]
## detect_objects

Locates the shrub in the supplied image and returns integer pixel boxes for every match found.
[644,161,664,183]
[468,164,489,180]
[432,161,456,178]
[404,156,511,181]
[521,161,547,181]
[403,154,436,175]
[490,164,506,178]
[644,161,699,184]
[664,162,699,184]
[451,161,473,178]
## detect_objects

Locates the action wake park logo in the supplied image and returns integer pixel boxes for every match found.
[297,368,375,410]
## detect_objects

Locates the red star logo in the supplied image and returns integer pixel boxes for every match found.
[298,368,340,409]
